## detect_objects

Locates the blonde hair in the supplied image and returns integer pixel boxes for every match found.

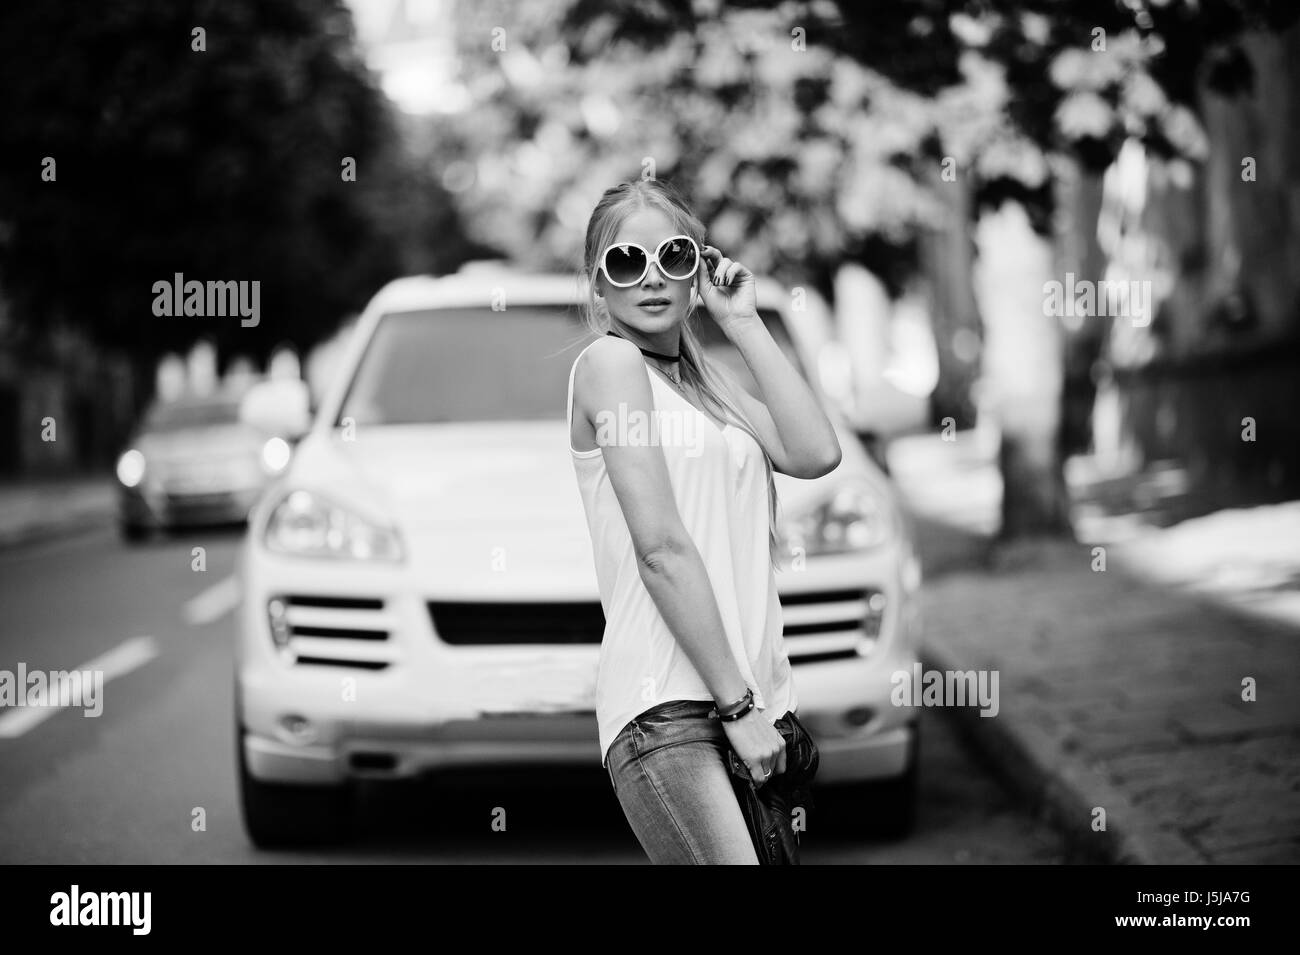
[577,178,782,569]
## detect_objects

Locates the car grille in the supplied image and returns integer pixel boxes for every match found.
[780,587,884,664]
[427,601,606,645]
[270,595,396,669]
[166,491,237,508]
[426,588,885,662]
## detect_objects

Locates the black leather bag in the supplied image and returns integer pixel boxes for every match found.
[725,709,819,864]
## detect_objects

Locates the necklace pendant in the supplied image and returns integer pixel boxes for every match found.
[651,360,681,386]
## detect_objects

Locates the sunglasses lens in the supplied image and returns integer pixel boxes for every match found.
[604,244,647,285]
[658,237,697,278]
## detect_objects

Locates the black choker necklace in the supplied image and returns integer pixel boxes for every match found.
[605,329,680,363]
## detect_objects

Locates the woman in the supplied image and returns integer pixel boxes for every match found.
[566,178,842,863]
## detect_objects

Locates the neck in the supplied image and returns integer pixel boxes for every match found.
[607,324,680,361]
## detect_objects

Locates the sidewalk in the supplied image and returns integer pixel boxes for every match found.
[0,476,117,550]
[890,431,1300,864]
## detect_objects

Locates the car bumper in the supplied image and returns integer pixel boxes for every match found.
[121,483,264,528]
[237,540,924,787]
[239,662,920,786]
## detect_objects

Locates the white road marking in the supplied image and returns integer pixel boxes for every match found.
[182,575,241,626]
[0,635,160,739]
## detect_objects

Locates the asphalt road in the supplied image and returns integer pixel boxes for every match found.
[0,524,1076,863]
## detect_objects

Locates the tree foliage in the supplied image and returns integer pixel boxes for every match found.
[0,0,469,364]
[438,0,1296,292]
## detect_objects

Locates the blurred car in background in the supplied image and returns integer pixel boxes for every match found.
[116,385,306,541]
[235,264,924,847]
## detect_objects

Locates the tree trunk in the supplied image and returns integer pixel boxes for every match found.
[1053,156,1108,460]
[972,200,1074,539]
[918,173,982,430]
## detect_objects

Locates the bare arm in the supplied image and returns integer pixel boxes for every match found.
[699,248,841,479]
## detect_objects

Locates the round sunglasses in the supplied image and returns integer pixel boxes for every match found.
[598,234,701,287]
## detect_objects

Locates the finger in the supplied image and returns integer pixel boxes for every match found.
[713,258,733,285]
[723,262,741,286]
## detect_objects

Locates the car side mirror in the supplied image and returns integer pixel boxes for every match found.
[239,378,312,440]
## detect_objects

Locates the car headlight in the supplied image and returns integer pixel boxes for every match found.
[261,436,292,474]
[778,481,893,556]
[116,449,146,488]
[263,489,403,561]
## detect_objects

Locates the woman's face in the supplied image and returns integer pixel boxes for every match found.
[595,207,699,338]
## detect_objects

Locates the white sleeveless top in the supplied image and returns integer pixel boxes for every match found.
[566,338,797,768]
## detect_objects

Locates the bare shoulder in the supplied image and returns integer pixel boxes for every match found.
[574,334,645,392]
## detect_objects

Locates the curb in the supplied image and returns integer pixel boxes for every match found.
[920,637,1207,865]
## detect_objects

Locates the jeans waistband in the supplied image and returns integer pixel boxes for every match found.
[633,698,715,722]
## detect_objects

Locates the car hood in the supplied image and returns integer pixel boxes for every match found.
[273,420,887,595]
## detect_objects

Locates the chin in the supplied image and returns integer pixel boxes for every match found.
[615,306,685,334]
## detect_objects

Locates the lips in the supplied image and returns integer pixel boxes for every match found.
[638,297,671,306]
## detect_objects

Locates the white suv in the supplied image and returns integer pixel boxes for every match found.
[235,265,924,846]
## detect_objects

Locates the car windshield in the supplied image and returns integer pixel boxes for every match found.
[335,304,805,426]
[143,399,242,432]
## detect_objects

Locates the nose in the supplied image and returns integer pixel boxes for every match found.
[641,263,667,288]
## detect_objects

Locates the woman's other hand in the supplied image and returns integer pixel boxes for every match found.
[697,245,759,335]
[720,706,787,787]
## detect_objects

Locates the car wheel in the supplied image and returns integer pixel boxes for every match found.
[237,724,353,848]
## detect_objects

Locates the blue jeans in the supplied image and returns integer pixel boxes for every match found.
[605,698,760,864]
